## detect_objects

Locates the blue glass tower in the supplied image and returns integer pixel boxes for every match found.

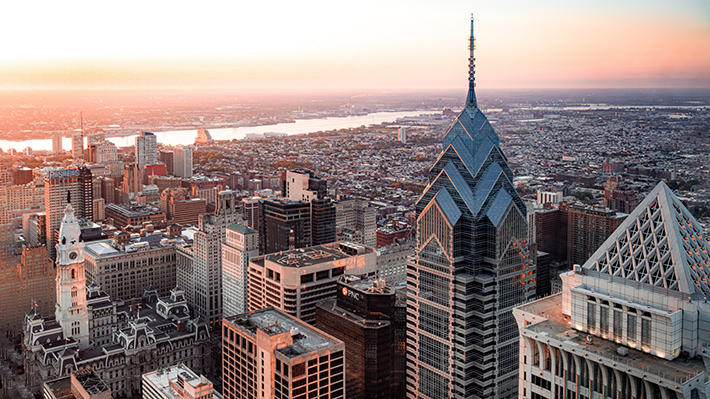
[406,18,536,399]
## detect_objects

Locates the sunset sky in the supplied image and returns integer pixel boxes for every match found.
[2,0,709,91]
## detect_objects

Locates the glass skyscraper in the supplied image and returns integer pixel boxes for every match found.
[406,18,536,399]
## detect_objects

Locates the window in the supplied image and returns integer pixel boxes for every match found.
[627,314,637,346]
[641,317,651,352]
[600,306,609,338]
[613,310,623,342]
[587,302,596,333]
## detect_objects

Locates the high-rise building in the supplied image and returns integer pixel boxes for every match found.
[260,197,311,255]
[52,134,62,154]
[398,126,406,144]
[406,19,535,399]
[222,307,346,399]
[222,223,258,317]
[514,181,710,399]
[0,245,53,334]
[248,241,376,323]
[242,196,260,231]
[282,169,336,246]
[135,131,158,169]
[158,150,174,175]
[566,202,627,267]
[42,166,91,260]
[315,275,406,399]
[173,145,193,178]
[72,132,83,159]
[159,187,207,226]
[335,198,376,248]
[78,166,94,221]
[184,214,222,330]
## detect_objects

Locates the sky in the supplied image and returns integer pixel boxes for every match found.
[1,0,709,91]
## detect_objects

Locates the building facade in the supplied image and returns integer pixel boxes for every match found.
[135,131,158,169]
[406,19,535,399]
[222,223,258,317]
[315,275,406,399]
[222,307,346,399]
[514,181,710,399]
[173,145,193,178]
[248,241,377,324]
[259,198,311,255]
[335,198,376,248]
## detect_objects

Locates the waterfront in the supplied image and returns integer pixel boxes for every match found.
[0,111,424,152]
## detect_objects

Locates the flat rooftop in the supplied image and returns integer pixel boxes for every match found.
[226,307,341,358]
[143,365,217,399]
[74,368,109,395]
[254,242,371,269]
[518,294,706,385]
[44,376,73,399]
[342,275,395,295]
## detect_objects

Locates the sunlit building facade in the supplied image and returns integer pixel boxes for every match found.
[406,18,535,399]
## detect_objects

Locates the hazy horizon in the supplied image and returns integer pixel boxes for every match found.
[2,1,708,91]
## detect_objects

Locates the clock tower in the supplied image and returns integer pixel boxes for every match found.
[55,201,90,348]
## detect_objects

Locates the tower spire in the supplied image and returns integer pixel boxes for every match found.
[466,15,478,109]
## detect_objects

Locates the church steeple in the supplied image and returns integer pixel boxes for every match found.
[466,16,477,109]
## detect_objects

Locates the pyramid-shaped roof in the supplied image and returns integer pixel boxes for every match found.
[583,181,710,296]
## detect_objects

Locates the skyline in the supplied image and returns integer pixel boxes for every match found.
[1,1,709,91]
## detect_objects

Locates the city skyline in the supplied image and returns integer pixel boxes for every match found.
[2,0,709,91]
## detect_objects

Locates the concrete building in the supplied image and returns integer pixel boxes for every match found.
[43,368,111,399]
[52,134,62,154]
[335,198,376,248]
[159,188,206,226]
[173,145,193,178]
[398,126,406,144]
[190,214,222,330]
[0,180,45,227]
[407,19,535,399]
[536,189,564,205]
[0,245,54,334]
[142,364,220,399]
[136,131,158,169]
[222,307,346,399]
[248,241,376,324]
[222,223,258,317]
[158,150,174,176]
[282,169,336,246]
[375,241,413,285]
[315,275,406,399]
[83,233,177,301]
[565,203,627,267]
[242,197,260,231]
[72,132,83,160]
[104,203,165,228]
[514,181,710,399]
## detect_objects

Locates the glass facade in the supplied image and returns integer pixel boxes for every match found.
[406,18,535,399]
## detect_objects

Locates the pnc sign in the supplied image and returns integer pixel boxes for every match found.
[341,286,361,301]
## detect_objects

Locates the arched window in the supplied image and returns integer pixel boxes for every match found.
[71,269,76,279]
[71,287,78,298]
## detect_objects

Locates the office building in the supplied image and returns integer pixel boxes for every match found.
[78,166,94,221]
[0,180,45,227]
[52,134,62,154]
[43,368,111,399]
[173,145,193,178]
[222,223,258,317]
[566,203,627,267]
[222,307,346,399]
[104,202,166,228]
[335,198,376,248]
[260,197,311,255]
[282,169,336,246]
[514,181,710,399]
[25,212,47,247]
[407,19,535,399]
[190,214,222,330]
[72,132,83,159]
[242,197,260,231]
[398,126,406,144]
[315,275,406,399]
[248,241,376,323]
[159,188,206,226]
[123,163,143,201]
[158,150,174,176]
[142,364,220,399]
[42,166,92,260]
[136,131,158,169]
[376,241,413,285]
[0,245,53,335]
[536,189,564,205]
[23,205,211,396]
[311,197,336,246]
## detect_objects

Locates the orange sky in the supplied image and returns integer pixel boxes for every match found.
[1,1,709,90]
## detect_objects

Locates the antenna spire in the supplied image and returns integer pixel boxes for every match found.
[466,15,478,109]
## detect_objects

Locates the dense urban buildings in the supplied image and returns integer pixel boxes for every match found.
[315,275,406,399]
[222,307,346,399]
[514,182,710,399]
[248,241,377,323]
[222,223,258,317]
[406,20,535,399]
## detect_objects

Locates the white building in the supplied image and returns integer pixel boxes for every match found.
[536,189,564,205]
[514,182,710,399]
[72,132,84,160]
[248,241,377,323]
[135,131,158,168]
[173,145,193,178]
[222,223,258,317]
[398,126,406,144]
[52,134,62,154]
[142,364,220,399]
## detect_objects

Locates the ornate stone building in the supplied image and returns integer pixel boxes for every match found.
[23,203,212,397]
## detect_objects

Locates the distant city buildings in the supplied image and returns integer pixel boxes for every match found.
[398,126,406,144]
[174,145,193,178]
[135,131,158,168]
[72,132,83,159]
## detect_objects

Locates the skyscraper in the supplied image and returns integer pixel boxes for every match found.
[72,132,83,160]
[406,18,535,399]
[260,197,311,254]
[135,131,158,168]
[173,145,193,178]
[399,126,406,144]
[52,134,62,154]
[222,223,258,317]
[42,166,90,260]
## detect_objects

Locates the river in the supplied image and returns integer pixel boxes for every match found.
[0,111,424,152]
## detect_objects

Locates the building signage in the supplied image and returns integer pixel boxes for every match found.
[341,286,361,301]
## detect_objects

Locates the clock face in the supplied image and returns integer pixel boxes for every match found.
[69,252,78,260]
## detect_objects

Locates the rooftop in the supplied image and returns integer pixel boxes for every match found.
[226,307,341,358]
[226,223,256,235]
[518,294,706,385]
[143,365,218,399]
[254,242,371,269]
[44,376,73,399]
